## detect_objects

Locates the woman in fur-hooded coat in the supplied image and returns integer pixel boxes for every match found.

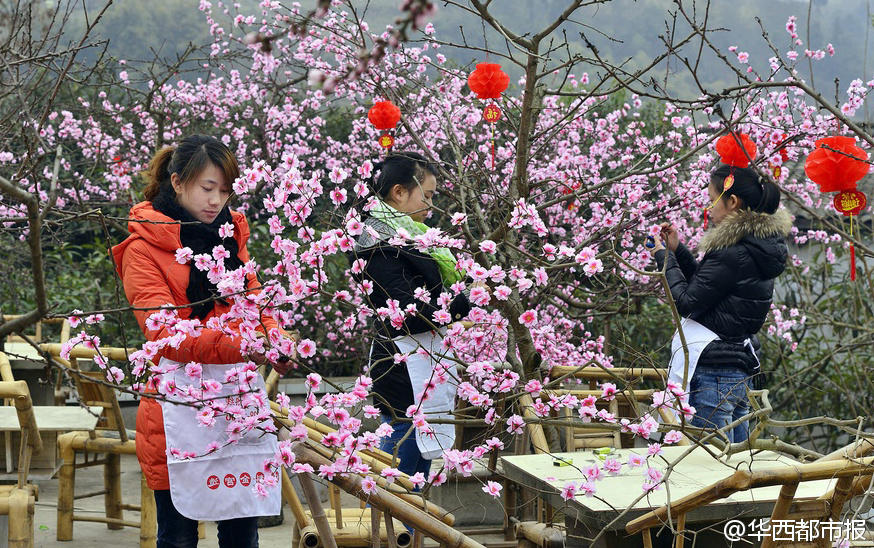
[652,164,791,442]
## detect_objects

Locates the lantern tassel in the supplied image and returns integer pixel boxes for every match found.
[850,214,857,282]
[851,243,856,281]
[702,208,708,230]
[490,119,495,170]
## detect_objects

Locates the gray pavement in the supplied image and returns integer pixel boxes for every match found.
[26,453,504,547]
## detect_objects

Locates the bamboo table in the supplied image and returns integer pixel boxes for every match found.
[0,405,102,476]
[500,446,836,547]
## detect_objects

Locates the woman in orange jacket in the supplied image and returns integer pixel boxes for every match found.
[112,134,291,548]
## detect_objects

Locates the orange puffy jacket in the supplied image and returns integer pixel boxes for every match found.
[112,201,278,490]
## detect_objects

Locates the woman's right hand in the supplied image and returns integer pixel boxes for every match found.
[659,222,680,252]
[470,280,489,292]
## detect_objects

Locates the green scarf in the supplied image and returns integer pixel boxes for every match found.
[369,200,464,288]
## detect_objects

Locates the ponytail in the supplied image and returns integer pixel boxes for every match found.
[756,177,781,214]
[711,164,781,214]
[142,146,176,201]
[368,152,437,199]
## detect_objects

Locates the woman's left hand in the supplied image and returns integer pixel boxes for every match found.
[272,345,297,375]
[271,333,299,376]
[650,236,665,252]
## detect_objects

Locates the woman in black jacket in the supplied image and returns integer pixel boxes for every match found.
[352,152,472,479]
[652,164,791,442]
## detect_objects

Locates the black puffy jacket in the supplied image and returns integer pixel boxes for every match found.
[351,217,471,415]
[654,208,792,368]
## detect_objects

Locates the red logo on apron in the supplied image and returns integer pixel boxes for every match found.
[206,475,220,490]
[224,474,237,488]
[239,472,252,487]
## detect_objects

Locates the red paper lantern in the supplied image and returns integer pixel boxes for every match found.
[804,136,869,193]
[715,133,758,168]
[367,101,400,129]
[804,136,870,282]
[468,63,509,99]
[367,101,401,148]
[468,63,509,169]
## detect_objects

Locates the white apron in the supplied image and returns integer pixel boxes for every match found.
[158,357,281,521]
[669,318,720,392]
[379,329,457,460]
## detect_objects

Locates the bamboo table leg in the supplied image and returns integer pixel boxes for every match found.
[371,508,382,548]
[281,468,310,528]
[385,510,398,548]
[139,474,156,548]
[56,433,76,541]
[642,528,654,548]
[675,513,686,548]
[105,452,123,529]
[8,487,33,548]
[299,473,337,548]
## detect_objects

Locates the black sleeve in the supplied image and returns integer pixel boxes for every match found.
[673,243,699,280]
[364,248,470,336]
[654,248,736,319]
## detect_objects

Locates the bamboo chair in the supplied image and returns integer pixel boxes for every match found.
[269,377,460,548]
[626,441,874,548]
[543,388,689,452]
[0,352,43,548]
[0,315,72,406]
[266,370,420,547]
[39,343,158,547]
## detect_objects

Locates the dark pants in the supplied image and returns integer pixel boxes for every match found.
[154,489,259,548]
[689,366,752,443]
[378,415,432,535]
[379,414,432,479]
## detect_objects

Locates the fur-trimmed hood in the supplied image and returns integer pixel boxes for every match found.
[698,207,792,279]
[699,208,793,253]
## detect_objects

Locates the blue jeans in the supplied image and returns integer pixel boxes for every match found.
[689,366,752,444]
[379,415,432,480]
[154,489,259,548]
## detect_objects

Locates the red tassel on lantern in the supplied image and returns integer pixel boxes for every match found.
[468,63,509,169]
[805,136,870,281]
[834,189,867,281]
[367,100,401,149]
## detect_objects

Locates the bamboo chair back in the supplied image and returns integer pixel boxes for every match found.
[39,343,135,441]
[523,386,688,454]
[0,353,43,488]
[1,314,69,346]
[1,315,72,406]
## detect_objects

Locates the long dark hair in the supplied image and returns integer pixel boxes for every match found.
[145,135,243,320]
[710,164,781,214]
[369,151,438,199]
[143,135,239,201]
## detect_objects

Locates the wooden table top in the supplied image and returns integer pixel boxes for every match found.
[0,405,103,432]
[500,445,835,530]
[2,341,44,361]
